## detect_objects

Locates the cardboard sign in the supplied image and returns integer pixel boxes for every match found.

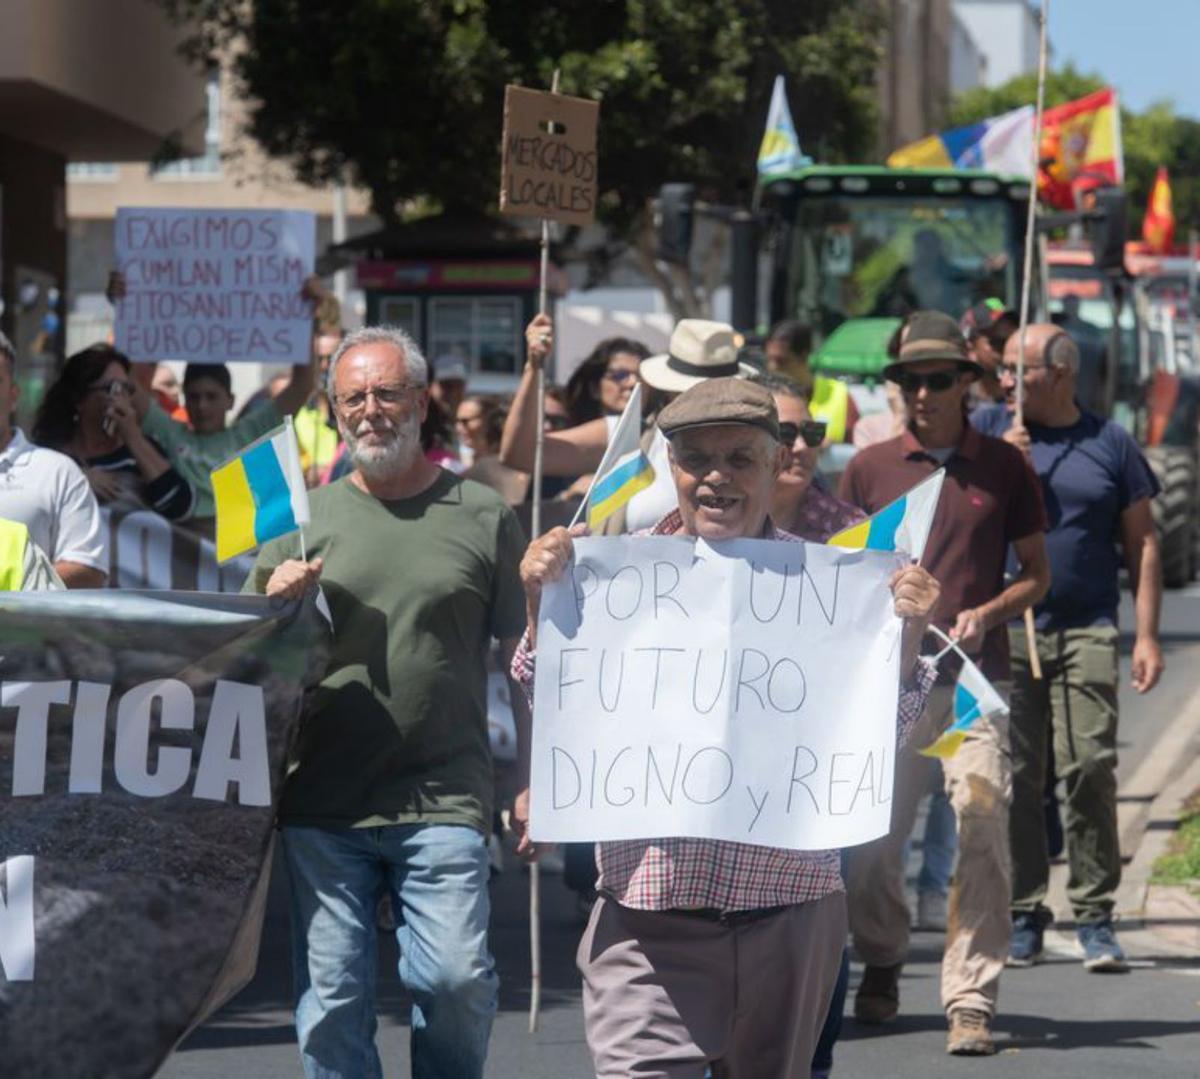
[530,536,906,851]
[500,85,599,227]
[114,207,316,364]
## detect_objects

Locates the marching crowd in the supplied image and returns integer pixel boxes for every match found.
[0,281,1166,1077]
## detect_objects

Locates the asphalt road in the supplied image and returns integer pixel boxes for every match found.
[160,591,1200,1078]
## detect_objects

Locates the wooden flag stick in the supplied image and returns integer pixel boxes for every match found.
[1014,0,1050,681]
[527,67,561,1038]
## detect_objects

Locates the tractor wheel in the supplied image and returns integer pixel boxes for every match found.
[1145,445,1197,588]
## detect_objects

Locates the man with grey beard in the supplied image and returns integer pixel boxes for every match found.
[244,325,530,1079]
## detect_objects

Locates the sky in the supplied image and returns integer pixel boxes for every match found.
[1051,0,1200,118]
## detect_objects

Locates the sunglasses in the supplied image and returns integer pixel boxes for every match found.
[778,420,827,448]
[603,368,639,384]
[896,370,960,394]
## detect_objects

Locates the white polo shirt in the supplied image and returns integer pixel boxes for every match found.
[0,429,107,574]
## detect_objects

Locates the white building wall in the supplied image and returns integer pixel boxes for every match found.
[953,0,1039,87]
[949,13,988,93]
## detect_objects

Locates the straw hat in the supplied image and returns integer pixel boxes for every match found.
[640,319,757,394]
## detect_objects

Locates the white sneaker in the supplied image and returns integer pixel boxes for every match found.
[917,892,948,931]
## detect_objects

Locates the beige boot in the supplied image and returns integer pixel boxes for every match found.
[947,1008,996,1056]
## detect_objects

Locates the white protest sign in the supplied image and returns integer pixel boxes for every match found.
[530,536,905,851]
[114,207,316,364]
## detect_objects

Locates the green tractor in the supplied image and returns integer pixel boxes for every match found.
[752,165,1034,378]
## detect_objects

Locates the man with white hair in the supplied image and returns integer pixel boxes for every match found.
[974,325,1163,973]
[244,325,529,1078]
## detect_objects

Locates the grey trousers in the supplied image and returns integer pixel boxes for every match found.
[578,892,847,1078]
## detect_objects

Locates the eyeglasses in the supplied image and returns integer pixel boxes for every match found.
[333,383,420,412]
[896,371,960,394]
[778,420,827,448]
[603,368,639,385]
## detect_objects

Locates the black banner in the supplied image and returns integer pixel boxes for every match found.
[0,589,328,1077]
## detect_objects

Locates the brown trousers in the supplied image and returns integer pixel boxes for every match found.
[847,683,1012,1017]
[578,893,847,1078]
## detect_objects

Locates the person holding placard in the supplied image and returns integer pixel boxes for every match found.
[106,270,322,521]
[513,377,941,1078]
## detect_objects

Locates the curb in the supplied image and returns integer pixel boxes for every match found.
[1114,689,1200,957]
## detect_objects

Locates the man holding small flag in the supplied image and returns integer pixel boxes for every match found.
[241,325,529,1078]
[839,310,1049,1055]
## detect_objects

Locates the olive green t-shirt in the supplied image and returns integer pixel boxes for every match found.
[245,471,527,833]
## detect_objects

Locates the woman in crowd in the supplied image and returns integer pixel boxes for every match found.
[562,336,653,424]
[458,395,528,503]
[32,344,194,519]
[501,313,752,532]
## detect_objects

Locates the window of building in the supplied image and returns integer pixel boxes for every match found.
[153,71,222,179]
[379,297,421,341]
[428,297,521,373]
[66,162,118,181]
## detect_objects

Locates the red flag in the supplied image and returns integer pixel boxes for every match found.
[1037,88,1124,209]
[1142,166,1175,254]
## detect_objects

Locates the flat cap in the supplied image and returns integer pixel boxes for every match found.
[657,377,780,441]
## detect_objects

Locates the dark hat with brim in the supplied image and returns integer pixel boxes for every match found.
[882,310,983,381]
[658,377,779,441]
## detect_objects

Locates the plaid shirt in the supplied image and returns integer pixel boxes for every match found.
[513,502,937,913]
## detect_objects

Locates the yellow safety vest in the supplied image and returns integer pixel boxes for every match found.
[0,517,29,591]
[294,405,341,478]
[810,375,851,444]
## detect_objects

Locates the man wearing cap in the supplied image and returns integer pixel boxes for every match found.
[501,315,757,532]
[974,326,1162,973]
[514,377,943,1077]
[839,310,1050,1055]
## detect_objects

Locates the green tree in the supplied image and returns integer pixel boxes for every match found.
[949,65,1198,240]
[159,0,885,314]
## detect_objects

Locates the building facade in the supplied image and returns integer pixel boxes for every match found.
[953,0,1042,88]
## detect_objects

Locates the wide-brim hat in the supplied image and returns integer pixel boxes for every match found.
[883,309,983,381]
[641,319,757,393]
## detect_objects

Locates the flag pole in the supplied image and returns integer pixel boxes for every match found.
[526,66,560,1037]
[1015,0,1049,682]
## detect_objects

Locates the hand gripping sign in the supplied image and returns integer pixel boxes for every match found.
[530,536,906,851]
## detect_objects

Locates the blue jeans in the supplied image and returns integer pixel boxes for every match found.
[282,823,498,1079]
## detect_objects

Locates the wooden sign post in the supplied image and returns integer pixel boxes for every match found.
[499,76,599,1035]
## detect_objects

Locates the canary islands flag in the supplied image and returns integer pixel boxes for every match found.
[920,653,1009,759]
[887,106,1034,176]
[826,470,944,562]
[577,383,655,531]
[212,418,310,562]
[757,76,811,177]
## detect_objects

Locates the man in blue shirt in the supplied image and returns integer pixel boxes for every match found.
[973,324,1164,972]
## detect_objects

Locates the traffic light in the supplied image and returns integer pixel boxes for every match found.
[656,183,695,265]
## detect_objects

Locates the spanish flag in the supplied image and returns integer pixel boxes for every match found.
[212,418,310,562]
[1142,167,1175,254]
[1038,88,1124,209]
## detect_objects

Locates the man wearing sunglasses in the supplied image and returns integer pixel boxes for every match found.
[839,310,1050,1056]
[973,325,1162,976]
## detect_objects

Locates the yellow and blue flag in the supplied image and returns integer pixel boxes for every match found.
[826,470,944,563]
[920,653,1009,759]
[757,76,811,177]
[212,418,310,563]
[577,383,655,531]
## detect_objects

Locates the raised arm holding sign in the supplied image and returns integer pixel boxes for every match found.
[511,377,940,1075]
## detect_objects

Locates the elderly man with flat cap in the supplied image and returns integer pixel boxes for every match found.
[973,325,1163,973]
[839,311,1050,1055]
[513,377,942,1077]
